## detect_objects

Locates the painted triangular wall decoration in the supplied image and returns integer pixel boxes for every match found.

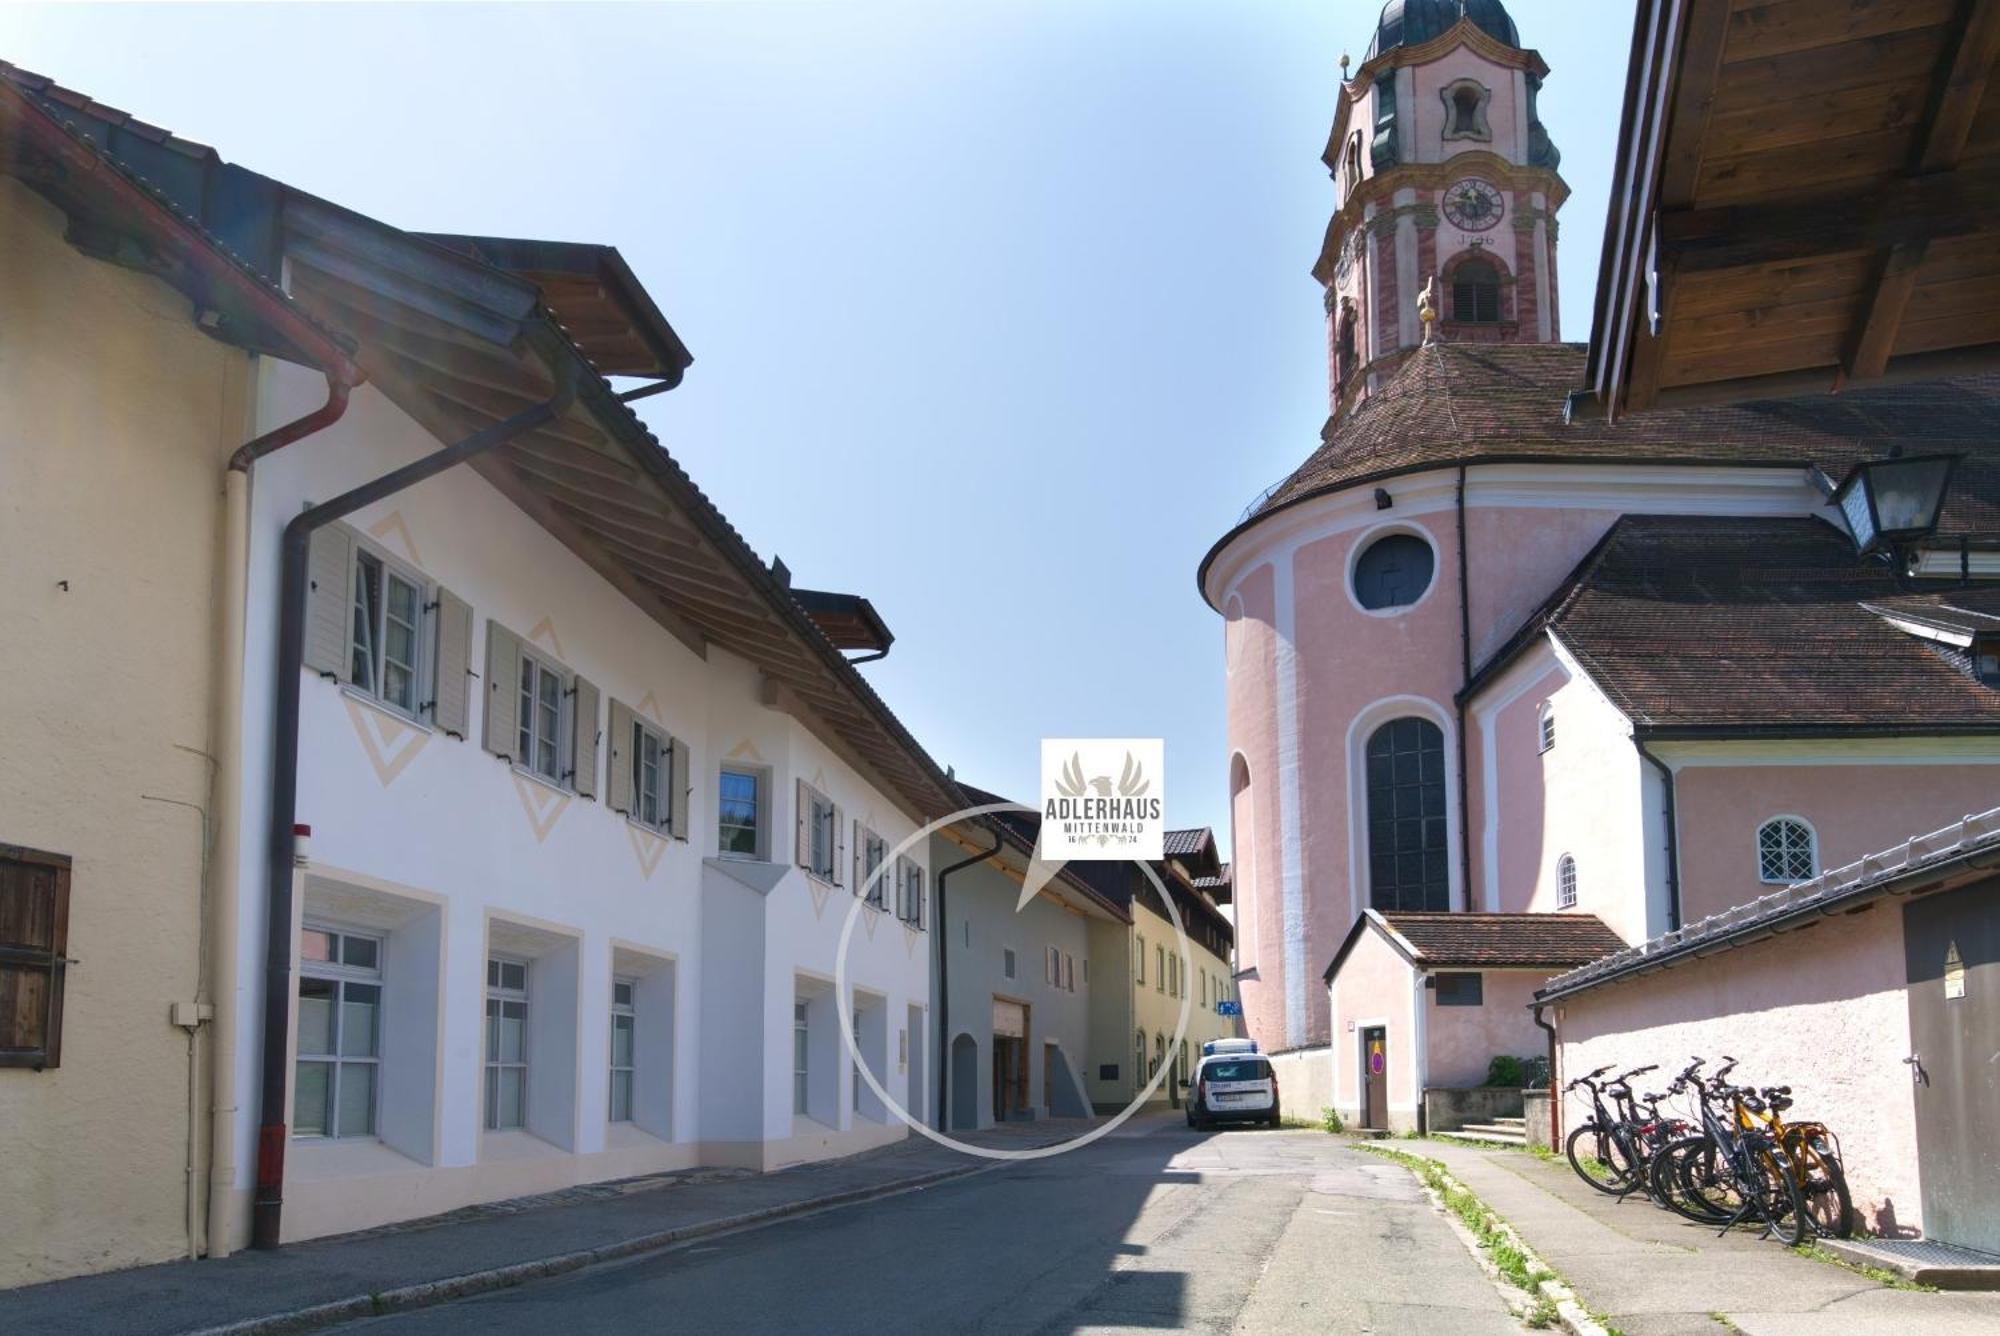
[344,696,432,787]
[627,825,667,879]
[511,772,572,843]
[861,905,880,941]
[365,509,424,569]
[525,616,566,662]
[636,691,666,727]
[804,875,833,919]
[725,738,765,763]
[903,923,922,957]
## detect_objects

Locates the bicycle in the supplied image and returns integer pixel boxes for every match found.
[1648,1058,1807,1246]
[1563,1063,1659,1196]
[1736,1083,1854,1239]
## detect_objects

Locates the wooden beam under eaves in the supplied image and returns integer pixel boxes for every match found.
[1844,239,1929,380]
[1920,0,2000,171]
[1656,173,2000,271]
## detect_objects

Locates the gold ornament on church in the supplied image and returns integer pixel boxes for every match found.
[1418,276,1438,345]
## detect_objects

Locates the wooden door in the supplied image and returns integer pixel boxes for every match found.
[1904,876,2000,1252]
[1362,1027,1388,1130]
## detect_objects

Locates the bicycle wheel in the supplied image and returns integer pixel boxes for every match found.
[1567,1122,1640,1195]
[1653,1135,1734,1225]
[1746,1145,1808,1247]
[1790,1134,1854,1239]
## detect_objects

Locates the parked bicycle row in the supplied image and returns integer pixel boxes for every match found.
[1563,1057,1853,1247]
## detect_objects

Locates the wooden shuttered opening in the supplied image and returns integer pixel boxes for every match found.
[431,587,473,738]
[831,802,846,888]
[303,524,353,681]
[851,820,866,897]
[667,734,690,841]
[606,699,637,816]
[0,846,71,1070]
[483,622,523,760]
[570,677,600,800]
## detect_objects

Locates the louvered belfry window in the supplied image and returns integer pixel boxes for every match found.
[1366,719,1449,912]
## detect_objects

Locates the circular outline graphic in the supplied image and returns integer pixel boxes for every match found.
[834,801,1193,1161]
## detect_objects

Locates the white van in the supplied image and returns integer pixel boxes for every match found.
[1186,1043,1280,1130]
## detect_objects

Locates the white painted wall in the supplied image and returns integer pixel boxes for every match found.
[226,360,930,1244]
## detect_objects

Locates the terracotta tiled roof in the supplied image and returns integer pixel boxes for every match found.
[1378,911,1627,970]
[1515,516,2000,734]
[1232,343,2000,540]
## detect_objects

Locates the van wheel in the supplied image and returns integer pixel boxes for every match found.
[1266,1109,1282,1129]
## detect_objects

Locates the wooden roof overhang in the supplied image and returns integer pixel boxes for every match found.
[1587,0,2000,419]
[788,588,895,656]
[0,83,360,382]
[277,198,956,822]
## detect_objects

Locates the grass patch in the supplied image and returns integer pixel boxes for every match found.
[1789,1241,1937,1292]
[1708,1313,1742,1331]
[1320,1106,1345,1134]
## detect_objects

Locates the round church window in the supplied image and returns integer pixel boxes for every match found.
[1352,533,1436,611]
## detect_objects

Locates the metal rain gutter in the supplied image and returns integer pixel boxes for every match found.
[251,361,577,1250]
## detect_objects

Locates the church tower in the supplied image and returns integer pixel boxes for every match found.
[1318,1,1566,411]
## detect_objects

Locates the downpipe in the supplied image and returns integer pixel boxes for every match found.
[1636,740,1682,933]
[933,823,1002,1131]
[1532,1000,1560,1150]
[251,366,574,1250]
[210,370,359,1260]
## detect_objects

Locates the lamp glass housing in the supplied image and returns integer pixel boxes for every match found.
[1831,455,1957,554]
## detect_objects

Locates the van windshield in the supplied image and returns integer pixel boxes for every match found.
[1204,1059,1270,1083]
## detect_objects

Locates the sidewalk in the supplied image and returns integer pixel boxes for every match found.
[0,1119,1102,1336]
[1415,1137,2000,1336]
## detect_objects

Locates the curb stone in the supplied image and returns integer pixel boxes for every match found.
[185,1161,988,1336]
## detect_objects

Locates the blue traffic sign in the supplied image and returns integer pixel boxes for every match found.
[1216,1000,1242,1016]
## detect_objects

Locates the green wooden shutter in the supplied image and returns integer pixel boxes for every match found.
[571,676,600,799]
[431,587,473,738]
[667,735,690,841]
[606,700,636,817]
[0,846,71,1070]
[483,622,523,760]
[303,524,353,681]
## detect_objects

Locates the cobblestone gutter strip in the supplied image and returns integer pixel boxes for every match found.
[185,1161,988,1336]
[1362,1145,1619,1336]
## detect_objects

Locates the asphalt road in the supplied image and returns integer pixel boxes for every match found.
[342,1122,1526,1335]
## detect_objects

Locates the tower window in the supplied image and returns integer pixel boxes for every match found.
[1440,79,1493,142]
[1353,533,1436,611]
[1365,717,1449,912]
[1556,855,1577,909]
[1452,259,1502,324]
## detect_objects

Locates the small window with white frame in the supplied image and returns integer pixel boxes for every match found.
[857,825,888,909]
[349,544,428,721]
[1538,702,1556,753]
[1135,935,1146,984]
[1065,952,1075,993]
[1757,817,1818,884]
[896,856,926,928]
[792,1000,810,1115]
[608,978,637,1123]
[1046,945,1059,985]
[295,926,382,1140]
[1003,947,1017,979]
[629,717,674,833]
[718,765,765,859]
[516,646,567,785]
[484,957,530,1131]
[1556,854,1578,909]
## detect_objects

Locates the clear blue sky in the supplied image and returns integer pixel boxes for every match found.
[6,1,1632,853]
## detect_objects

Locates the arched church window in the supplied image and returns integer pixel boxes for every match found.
[1344,134,1364,197]
[1452,259,1502,324]
[1556,854,1578,908]
[1365,717,1449,912]
[1441,78,1492,142]
[1336,301,1359,393]
[1353,533,1435,610]
[1757,818,1818,884]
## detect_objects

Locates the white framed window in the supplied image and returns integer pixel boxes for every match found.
[793,1000,810,1115]
[1556,854,1578,909]
[803,785,838,881]
[608,977,636,1123]
[1200,970,1208,1007]
[295,926,382,1140]
[858,826,888,908]
[896,856,925,928]
[1003,948,1017,980]
[1135,935,1146,985]
[1757,817,1818,884]
[852,1011,863,1113]
[516,648,566,785]
[1156,945,1165,993]
[484,957,529,1131]
[1064,952,1076,993]
[1538,702,1556,753]
[350,548,427,719]
[1046,945,1059,984]
[630,718,673,833]
[718,765,764,859]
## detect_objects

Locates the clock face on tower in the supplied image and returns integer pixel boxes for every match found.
[1335,228,1361,282]
[1443,178,1504,232]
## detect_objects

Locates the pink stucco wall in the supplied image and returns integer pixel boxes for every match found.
[1675,763,2000,925]
[1465,506,1622,668]
[1223,563,1284,1053]
[1425,970,1550,1090]
[1328,925,1418,1127]
[1554,902,1920,1236]
[1472,662,1561,913]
